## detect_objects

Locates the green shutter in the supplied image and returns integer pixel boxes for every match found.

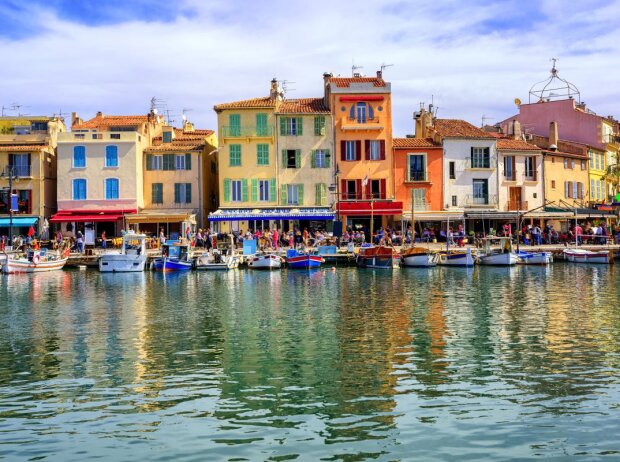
[297,184,304,205]
[241,179,248,202]
[251,178,258,202]
[296,117,303,135]
[224,178,230,202]
[315,183,321,205]
[185,153,191,170]
[229,114,240,136]
[163,154,174,170]
[174,183,180,203]
[325,149,331,168]
[311,150,316,168]
[282,149,287,168]
[295,150,301,168]
[185,183,192,203]
[280,117,286,136]
[269,178,276,202]
[314,116,325,135]
[280,184,287,204]
[152,183,157,203]
[256,113,267,136]
[146,154,153,171]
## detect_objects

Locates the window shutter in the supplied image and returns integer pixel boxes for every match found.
[577,182,583,199]
[296,117,302,135]
[297,184,304,205]
[364,140,370,160]
[349,105,355,119]
[282,150,287,168]
[341,141,347,161]
[325,149,331,168]
[380,178,386,199]
[356,179,362,199]
[341,179,347,199]
[512,156,516,176]
[151,183,157,203]
[311,150,316,168]
[355,141,362,161]
[280,117,286,136]
[315,183,321,205]
[146,154,153,171]
[269,179,276,202]
[295,149,301,168]
[185,153,191,170]
[223,179,230,202]
[185,183,192,203]
[380,140,386,160]
[241,179,248,202]
[251,178,258,202]
[174,183,180,203]
[322,183,327,205]
[363,180,370,200]
[564,181,568,198]
[314,117,319,136]
[280,184,287,204]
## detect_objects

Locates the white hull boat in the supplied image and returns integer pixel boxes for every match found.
[99,233,147,272]
[517,251,552,265]
[563,248,612,264]
[247,254,282,270]
[478,252,519,266]
[401,249,436,267]
[436,248,474,267]
[3,250,68,274]
[196,251,239,270]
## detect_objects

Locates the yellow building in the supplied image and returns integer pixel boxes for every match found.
[588,146,607,204]
[127,123,218,236]
[0,116,66,240]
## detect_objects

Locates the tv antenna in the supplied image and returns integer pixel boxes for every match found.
[53,109,71,120]
[280,80,296,95]
[352,63,363,76]
[481,115,494,127]
[380,63,394,74]
[182,108,193,121]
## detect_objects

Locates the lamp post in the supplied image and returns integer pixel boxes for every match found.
[1,165,18,248]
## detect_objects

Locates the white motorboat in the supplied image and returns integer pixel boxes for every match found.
[400,247,436,267]
[196,249,239,270]
[563,248,612,264]
[3,248,68,274]
[436,247,474,267]
[247,253,282,270]
[477,237,518,266]
[99,233,148,272]
[517,250,553,265]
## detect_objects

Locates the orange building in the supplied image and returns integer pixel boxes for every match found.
[324,71,401,234]
[392,137,443,223]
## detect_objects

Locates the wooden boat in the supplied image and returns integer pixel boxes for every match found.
[400,247,436,267]
[517,250,552,265]
[152,240,194,272]
[436,247,474,267]
[247,253,282,270]
[3,248,68,274]
[286,249,323,269]
[477,237,519,266]
[563,248,613,264]
[357,245,396,269]
[196,249,239,270]
[98,233,147,272]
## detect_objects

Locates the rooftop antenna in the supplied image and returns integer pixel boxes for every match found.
[280,80,296,96]
[53,109,71,121]
[481,115,494,127]
[380,63,394,74]
[352,62,363,76]
[182,108,193,122]
[10,103,29,116]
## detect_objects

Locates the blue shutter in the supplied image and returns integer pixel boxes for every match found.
[174,183,181,203]
[185,153,192,170]
[185,183,192,203]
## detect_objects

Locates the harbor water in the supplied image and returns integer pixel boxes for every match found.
[1,265,620,461]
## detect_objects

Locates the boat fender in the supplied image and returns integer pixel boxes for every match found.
[32,255,40,265]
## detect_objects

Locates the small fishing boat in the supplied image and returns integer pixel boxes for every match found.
[98,233,148,272]
[247,253,282,270]
[436,248,475,267]
[152,240,194,272]
[286,249,323,269]
[196,249,239,270]
[563,248,613,264]
[477,237,519,266]
[400,247,436,267]
[3,248,69,274]
[357,245,396,269]
[517,250,553,265]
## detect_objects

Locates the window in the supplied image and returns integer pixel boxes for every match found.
[408,154,426,181]
[9,153,30,176]
[525,157,535,179]
[153,155,163,170]
[229,144,241,166]
[471,147,490,168]
[175,154,186,170]
[344,180,359,200]
[591,179,595,199]
[163,131,172,143]
[256,114,268,136]
[315,183,327,206]
[564,158,568,169]
[452,195,457,207]
[257,144,269,165]
[229,114,241,136]
[280,117,303,136]
[504,156,515,180]
[73,179,87,200]
[581,160,586,170]
[472,179,488,204]
[283,149,300,168]
[163,154,175,171]
[412,188,428,211]
[565,181,584,199]
[349,102,374,122]
[105,145,118,167]
[449,161,455,179]
[314,116,326,136]
[73,146,86,168]
[368,140,381,160]
[312,149,329,168]
[110,133,121,139]
[152,183,163,204]
[571,160,575,169]
[286,184,303,205]
[259,180,270,201]
[105,178,119,200]
[231,180,242,202]
[174,183,192,204]
[369,179,386,199]
[551,180,556,189]
[589,151,594,169]
[345,141,357,161]
[597,180,602,200]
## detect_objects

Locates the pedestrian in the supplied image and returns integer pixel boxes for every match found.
[159,228,166,247]
[76,230,84,253]
[101,230,107,249]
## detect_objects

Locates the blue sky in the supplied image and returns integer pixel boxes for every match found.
[1,0,619,134]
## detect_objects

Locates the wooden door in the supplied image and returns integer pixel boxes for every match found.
[509,187,522,210]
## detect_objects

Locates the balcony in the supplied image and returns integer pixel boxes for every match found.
[406,171,429,182]
[503,173,516,181]
[506,200,529,211]
[463,194,498,207]
[523,171,537,181]
[605,133,620,144]
[341,117,384,132]
[464,158,497,170]
[221,126,273,139]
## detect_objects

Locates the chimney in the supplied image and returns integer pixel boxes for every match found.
[96,111,103,117]
[549,121,558,147]
[512,120,522,140]
[376,70,382,79]
[269,78,283,101]
[323,72,333,109]
[71,112,81,127]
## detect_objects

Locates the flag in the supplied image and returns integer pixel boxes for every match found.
[27,226,35,237]
[362,174,369,187]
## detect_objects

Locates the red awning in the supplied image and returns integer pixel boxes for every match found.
[49,210,135,223]
[337,201,403,216]
[339,95,385,102]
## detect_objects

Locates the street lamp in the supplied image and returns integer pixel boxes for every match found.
[1,165,19,248]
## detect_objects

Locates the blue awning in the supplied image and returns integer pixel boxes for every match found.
[0,216,38,227]
[209,208,335,222]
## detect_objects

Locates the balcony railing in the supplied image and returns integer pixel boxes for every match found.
[523,171,537,181]
[506,200,529,211]
[407,171,428,182]
[341,192,387,201]
[222,126,273,138]
[604,133,620,144]
[463,194,498,207]
[465,158,497,169]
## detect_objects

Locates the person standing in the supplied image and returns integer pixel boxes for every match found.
[159,228,166,247]
[101,230,107,249]
[272,228,279,251]
[76,230,84,253]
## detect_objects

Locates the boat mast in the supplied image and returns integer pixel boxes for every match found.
[411,189,415,247]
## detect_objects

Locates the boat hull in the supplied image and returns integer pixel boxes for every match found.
[3,257,68,274]
[401,252,436,267]
[248,254,282,270]
[196,256,239,270]
[152,258,193,272]
[99,254,147,272]
[479,252,519,266]
[437,250,474,267]
[517,251,552,265]
[287,255,323,269]
[564,249,612,264]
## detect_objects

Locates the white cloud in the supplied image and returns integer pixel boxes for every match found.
[1,0,619,134]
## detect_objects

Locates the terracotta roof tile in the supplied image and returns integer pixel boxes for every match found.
[434,119,496,139]
[496,138,541,151]
[146,128,215,152]
[73,114,151,130]
[328,77,387,88]
[277,98,330,114]
[393,138,440,148]
[214,97,276,111]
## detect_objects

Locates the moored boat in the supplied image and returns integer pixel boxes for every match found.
[517,250,553,265]
[400,247,436,267]
[286,249,323,269]
[563,248,613,264]
[247,253,282,270]
[357,245,396,269]
[152,240,194,272]
[98,233,148,272]
[436,248,475,267]
[477,237,518,266]
[3,248,69,274]
[196,249,239,270]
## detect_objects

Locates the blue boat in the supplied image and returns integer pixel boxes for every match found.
[152,240,194,272]
[286,249,323,269]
